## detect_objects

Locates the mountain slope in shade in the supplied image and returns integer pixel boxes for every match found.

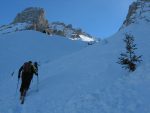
[0,30,87,81]
[0,20,150,113]
[120,0,150,29]
[0,0,150,113]
[0,15,150,113]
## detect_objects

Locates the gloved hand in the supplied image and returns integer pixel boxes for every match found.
[35,73,38,76]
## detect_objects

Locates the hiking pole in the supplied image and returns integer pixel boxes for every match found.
[36,76,39,92]
[15,78,19,95]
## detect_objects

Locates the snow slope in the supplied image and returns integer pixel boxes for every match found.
[79,34,95,42]
[0,23,28,34]
[0,20,150,113]
[0,22,96,43]
[0,0,150,112]
[0,30,86,81]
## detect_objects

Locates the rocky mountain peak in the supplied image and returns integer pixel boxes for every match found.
[120,0,150,29]
[12,7,49,31]
[0,7,95,42]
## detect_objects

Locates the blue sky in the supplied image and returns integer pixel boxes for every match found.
[0,0,135,38]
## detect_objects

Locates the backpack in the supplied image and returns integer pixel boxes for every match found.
[23,62,32,73]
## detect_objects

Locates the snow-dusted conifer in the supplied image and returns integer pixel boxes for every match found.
[118,33,142,72]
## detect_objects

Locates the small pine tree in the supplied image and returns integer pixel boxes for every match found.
[118,33,142,72]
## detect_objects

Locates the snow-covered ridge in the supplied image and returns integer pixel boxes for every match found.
[0,30,87,78]
[0,7,96,43]
[48,22,96,42]
[79,34,95,42]
[0,0,150,112]
[120,0,150,29]
[0,21,96,42]
[0,23,29,34]
[0,20,150,113]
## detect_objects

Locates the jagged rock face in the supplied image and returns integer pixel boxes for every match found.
[47,22,94,41]
[12,7,48,31]
[120,0,150,29]
[0,7,95,42]
[48,22,82,38]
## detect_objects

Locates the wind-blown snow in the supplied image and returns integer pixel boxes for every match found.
[79,34,95,42]
[0,14,150,113]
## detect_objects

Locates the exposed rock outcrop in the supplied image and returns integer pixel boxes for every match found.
[0,7,95,42]
[12,7,49,31]
[120,0,150,29]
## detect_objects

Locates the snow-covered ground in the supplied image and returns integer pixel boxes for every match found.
[0,23,28,34]
[0,19,150,113]
[79,34,95,42]
[1,1,150,111]
[0,22,95,43]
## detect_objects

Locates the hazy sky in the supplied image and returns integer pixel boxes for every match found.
[0,0,135,38]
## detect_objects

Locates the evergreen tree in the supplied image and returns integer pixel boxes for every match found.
[118,33,142,72]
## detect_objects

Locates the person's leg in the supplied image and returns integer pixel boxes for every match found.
[20,75,27,99]
[26,78,32,91]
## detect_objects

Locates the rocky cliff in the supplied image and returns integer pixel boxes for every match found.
[120,0,150,29]
[12,7,49,31]
[0,7,95,42]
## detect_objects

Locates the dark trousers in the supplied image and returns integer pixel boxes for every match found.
[20,72,33,96]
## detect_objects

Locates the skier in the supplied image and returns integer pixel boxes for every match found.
[18,61,38,102]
